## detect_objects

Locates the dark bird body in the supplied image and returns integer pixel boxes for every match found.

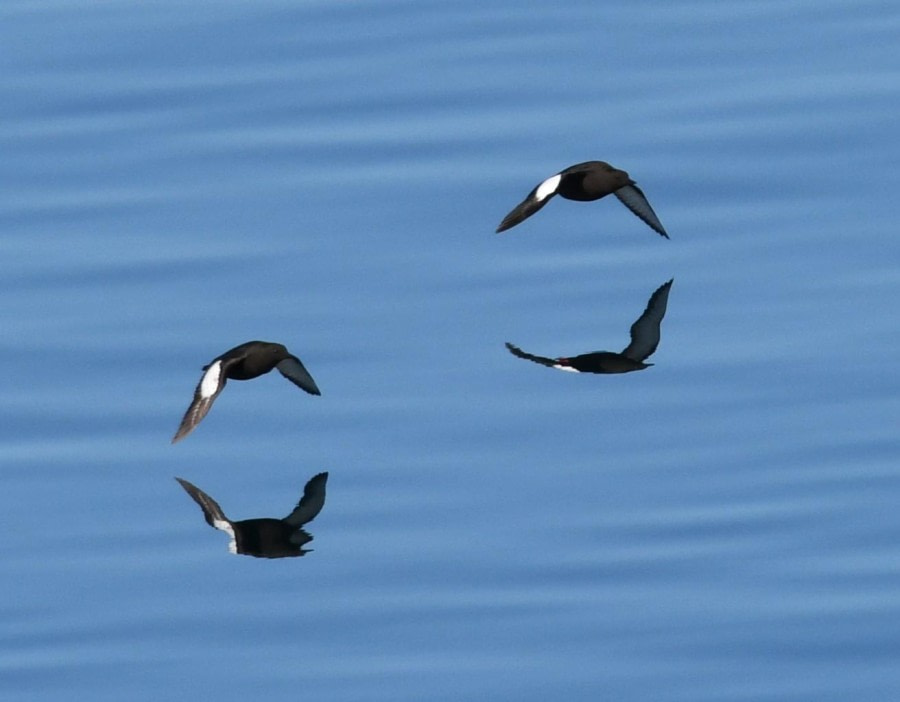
[506,279,673,374]
[172,340,320,444]
[176,472,328,558]
[496,160,668,238]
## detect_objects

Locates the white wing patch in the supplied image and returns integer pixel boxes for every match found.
[212,518,238,553]
[212,519,234,536]
[552,364,580,373]
[535,174,562,202]
[199,360,222,399]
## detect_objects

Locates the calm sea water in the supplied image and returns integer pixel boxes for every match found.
[2,1,899,700]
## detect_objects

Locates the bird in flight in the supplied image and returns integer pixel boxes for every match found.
[496,160,668,238]
[506,279,673,374]
[172,340,320,443]
[175,472,329,558]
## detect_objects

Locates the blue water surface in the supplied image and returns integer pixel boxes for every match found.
[2,1,899,700]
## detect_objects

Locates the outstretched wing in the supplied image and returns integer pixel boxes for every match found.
[172,359,228,443]
[504,342,558,367]
[283,472,328,526]
[613,183,668,238]
[496,173,561,233]
[276,356,321,395]
[621,279,673,362]
[496,192,552,232]
[175,477,232,532]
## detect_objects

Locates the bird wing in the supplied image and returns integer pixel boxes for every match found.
[175,477,232,532]
[283,472,328,526]
[496,193,553,232]
[276,356,321,395]
[496,173,562,233]
[171,359,228,443]
[613,184,668,238]
[621,279,673,362]
[505,342,558,367]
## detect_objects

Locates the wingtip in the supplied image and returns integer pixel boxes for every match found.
[277,357,322,396]
[651,221,670,239]
[495,193,547,233]
[495,219,512,233]
[297,379,321,396]
[171,428,189,444]
[614,184,669,239]
[306,471,329,489]
[302,382,322,397]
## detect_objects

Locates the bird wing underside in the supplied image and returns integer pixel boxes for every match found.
[496,190,553,233]
[171,359,231,443]
[176,477,229,529]
[171,389,219,444]
[614,184,668,238]
[276,356,321,395]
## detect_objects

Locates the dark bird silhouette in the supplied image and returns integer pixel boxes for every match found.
[175,472,329,558]
[172,340,320,443]
[496,160,668,238]
[506,279,673,374]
